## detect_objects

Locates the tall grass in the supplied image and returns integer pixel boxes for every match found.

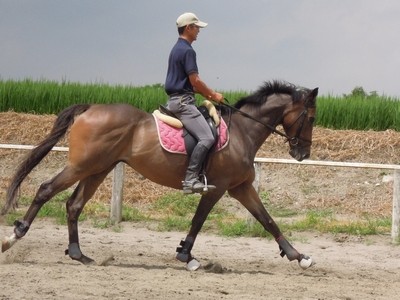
[1,79,399,131]
[0,79,167,114]
[317,95,400,131]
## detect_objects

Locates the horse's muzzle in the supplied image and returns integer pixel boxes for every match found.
[289,147,310,161]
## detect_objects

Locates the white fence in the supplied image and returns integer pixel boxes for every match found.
[1,143,399,243]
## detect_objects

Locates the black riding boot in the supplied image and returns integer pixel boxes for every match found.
[182,144,216,194]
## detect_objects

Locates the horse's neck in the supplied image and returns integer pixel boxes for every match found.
[229,111,277,157]
[236,97,289,154]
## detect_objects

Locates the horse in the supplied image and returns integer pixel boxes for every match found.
[1,80,318,270]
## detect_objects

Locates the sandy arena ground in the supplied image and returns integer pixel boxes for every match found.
[1,220,400,300]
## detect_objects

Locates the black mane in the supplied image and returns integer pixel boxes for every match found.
[234,80,306,109]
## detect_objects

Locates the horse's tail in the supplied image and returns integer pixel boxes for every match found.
[1,104,91,215]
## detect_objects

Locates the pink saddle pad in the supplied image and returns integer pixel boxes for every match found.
[154,115,229,154]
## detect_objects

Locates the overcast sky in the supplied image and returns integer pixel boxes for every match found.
[1,0,399,97]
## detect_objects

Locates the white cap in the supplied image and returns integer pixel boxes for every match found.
[176,12,208,28]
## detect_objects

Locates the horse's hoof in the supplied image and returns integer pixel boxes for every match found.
[69,253,96,265]
[2,239,10,253]
[2,234,18,253]
[80,254,96,265]
[186,258,201,271]
[67,243,96,265]
[298,255,314,269]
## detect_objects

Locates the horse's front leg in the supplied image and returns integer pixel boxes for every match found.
[176,190,224,270]
[228,182,314,269]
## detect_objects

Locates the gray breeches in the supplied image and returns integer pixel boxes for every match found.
[166,94,214,150]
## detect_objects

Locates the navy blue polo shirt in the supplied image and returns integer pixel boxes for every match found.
[165,38,198,95]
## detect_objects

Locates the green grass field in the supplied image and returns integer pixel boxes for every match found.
[1,79,399,131]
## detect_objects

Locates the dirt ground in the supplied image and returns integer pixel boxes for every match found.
[1,220,400,300]
[1,111,400,299]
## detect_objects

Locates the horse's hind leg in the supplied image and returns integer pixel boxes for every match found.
[65,166,115,264]
[3,167,80,252]
[228,182,313,267]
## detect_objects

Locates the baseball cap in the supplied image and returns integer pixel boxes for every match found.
[176,12,208,28]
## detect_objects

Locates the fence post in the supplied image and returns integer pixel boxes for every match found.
[110,162,125,223]
[392,169,400,243]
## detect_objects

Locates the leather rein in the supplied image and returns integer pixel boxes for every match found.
[220,98,313,146]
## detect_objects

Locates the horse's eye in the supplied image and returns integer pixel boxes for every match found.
[309,117,315,124]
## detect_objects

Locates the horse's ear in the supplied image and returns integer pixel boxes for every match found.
[306,88,318,106]
[311,87,319,98]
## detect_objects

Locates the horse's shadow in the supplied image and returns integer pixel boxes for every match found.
[109,261,276,276]
[107,258,327,277]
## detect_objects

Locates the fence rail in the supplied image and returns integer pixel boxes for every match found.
[1,143,399,243]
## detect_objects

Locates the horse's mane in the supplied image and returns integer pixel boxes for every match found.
[218,80,309,117]
[234,80,306,109]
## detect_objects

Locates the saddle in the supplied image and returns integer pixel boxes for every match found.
[153,100,229,156]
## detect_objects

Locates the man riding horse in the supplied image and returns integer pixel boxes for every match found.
[164,12,224,194]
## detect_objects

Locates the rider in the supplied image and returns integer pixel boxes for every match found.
[164,12,224,194]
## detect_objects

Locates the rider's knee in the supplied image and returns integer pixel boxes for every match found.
[199,139,214,150]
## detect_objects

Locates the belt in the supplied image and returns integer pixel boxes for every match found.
[168,92,194,97]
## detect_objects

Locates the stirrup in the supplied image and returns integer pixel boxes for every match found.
[198,174,216,194]
[182,185,216,194]
[182,175,216,195]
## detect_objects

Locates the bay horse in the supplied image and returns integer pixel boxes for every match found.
[1,80,318,270]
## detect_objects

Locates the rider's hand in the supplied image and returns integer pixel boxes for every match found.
[210,92,224,103]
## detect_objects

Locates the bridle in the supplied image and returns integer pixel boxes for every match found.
[221,97,315,146]
[283,105,315,146]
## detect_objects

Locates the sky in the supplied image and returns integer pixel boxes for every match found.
[1,0,400,97]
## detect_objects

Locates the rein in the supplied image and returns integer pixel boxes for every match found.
[220,98,310,146]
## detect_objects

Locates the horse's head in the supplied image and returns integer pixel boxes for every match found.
[227,80,319,161]
[282,87,318,161]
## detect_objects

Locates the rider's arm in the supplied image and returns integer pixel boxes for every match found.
[189,73,223,103]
